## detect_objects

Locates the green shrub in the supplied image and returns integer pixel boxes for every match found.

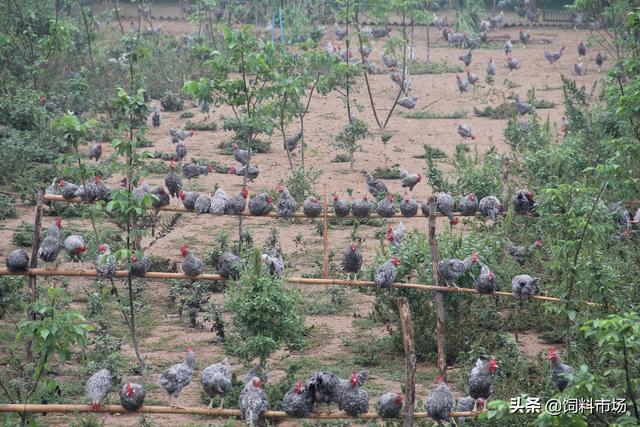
[218,139,271,154]
[400,109,468,119]
[409,60,463,74]
[180,111,194,119]
[0,195,17,219]
[0,276,25,318]
[12,222,35,247]
[0,87,48,131]
[332,153,351,162]
[372,164,401,179]
[185,120,217,131]
[160,92,184,112]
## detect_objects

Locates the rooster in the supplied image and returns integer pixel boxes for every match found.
[86,369,112,411]
[303,197,323,218]
[210,188,229,215]
[475,265,497,294]
[487,58,496,77]
[505,239,542,266]
[514,95,531,116]
[512,189,536,214]
[218,251,242,279]
[225,188,248,215]
[479,195,503,220]
[239,376,268,427]
[457,123,476,140]
[231,164,260,181]
[438,253,479,286]
[504,39,513,57]
[549,347,573,391]
[96,244,116,278]
[64,235,87,262]
[352,195,372,218]
[165,161,182,199]
[511,274,539,301]
[183,163,212,180]
[332,193,351,217]
[489,10,504,28]
[468,358,498,402]
[248,193,273,216]
[130,254,150,277]
[233,143,249,165]
[5,249,29,273]
[169,128,195,142]
[336,370,369,416]
[158,346,196,408]
[387,223,404,247]
[276,185,297,219]
[341,242,362,279]
[377,392,403,418]
[456,75,470,93]
[595,52,605,72]
[374,257,401,288]
[194,194,211,215]
[38,218,62,265]
[120,383,145,412]
[202,357,232,408]
[283,380,315,417]
[544,46,565,65]
[426,376,453,423]
[519,30,531,47]
[88,141,102,161]
[179,190,199,211]
[436,192,459,225]
[459,193,478,216]
[459,50,472,69]
[400,197,418,218]
[363,171,388,197]
[305,371,340,408]
[181,244,203,277]
[400,170,422,192]
[376,194,396,218]
[175,142,187,161]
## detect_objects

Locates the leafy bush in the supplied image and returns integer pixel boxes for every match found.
[332,153,351,162]
[0,87,48,131]
[12,221,35,247]
[218,139,271,154]
[284,167,322,204]
[160,92,184,112]
[185,120,217,131]
[372,164,401,179]
[401,109,468,119]
[409,60,463,74]
[0,277,25,318]
[180,111,194,119]
[0,195,17,219]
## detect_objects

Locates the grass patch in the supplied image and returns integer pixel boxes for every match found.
[409,60,462,74]
[149,150,174,161]
[331,153,351,163]
[11,221,35,247]
[185,120,217,131]
[0,194,17,219]
[413,144,448,160]
[475,99,555,119]
[180,111,195,119]
[400,109,467,119]
[218,139,270,154]
[372,164,401,179]
[301,287,351,316]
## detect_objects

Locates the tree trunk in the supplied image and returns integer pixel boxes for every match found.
[397,297,416,426]
[428,196,447,378]
[26,191,44,363]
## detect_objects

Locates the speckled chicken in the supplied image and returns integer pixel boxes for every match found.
[239,376,268,427]
[351,196,372,218]
[181,244,203,277]
[398,96,418,109]
[158,347,196,407]
[231,164,260,181]
[59,179,79,200]
[426,376,453,423]
[183,163,212,180]
[376,194,396,218]
[209,188,229,215]
[130,254,150,277]
[150,186,170,209]
[152,109,160,128]
[175,142,187,161]
[336,370,369,416]
[511,274,539,301]
[400,197,418,217]
[400,170,422,192]
[249,193,273,216]
[387,222,404,247]
[341,242,362,279]
[549,347,573,391]
[514,95,532,116]
[377,392,403,418]
[305,371,340,407]
[459,193,478,216]
[233,143,249,165]
[179,191,199,211]
[436,192,459,225]
[133,179,150,200]
[6,249,29,273]
[455,396,482,425]
[276,185,297,219]
[457,123,476,140]
[507,56,521,71]
[225,188,248,215]
[468,358,498,400]
[74,179,97,202]
[505,239,542,266]
[96,244,116,278]
[88,141,102,161]
[169,128,195,142]
[194,194,211,215]
[374,257,401,289]
[456,75,470,93]
[218,251,242,279]
[332,193,351,217]
[512,189,536,214]
[544,46,565,64]
[479,196,502,220]
[475,265,497,294]
[283,380,315,417]
[38,218,62,264]
[438,253,479,286]
[165,162,182,199]
[120,383,145,412]
[303,197,323,218]
[284,132,303,152]
[261,247,285,278]
[86,369,112,411]
[363,171,388,197]
[64,234,87,262]
[201,357,232,408]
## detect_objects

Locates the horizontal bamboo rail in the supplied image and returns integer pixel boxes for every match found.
[43,194,481,219]
[0,403,481,419]
[0,268,595,305]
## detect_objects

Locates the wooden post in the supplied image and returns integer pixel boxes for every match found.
[26,190,44,363]
[501,158,510,209]
[397,297,416,427]
[428,196,447,378]
[323,183,329,280]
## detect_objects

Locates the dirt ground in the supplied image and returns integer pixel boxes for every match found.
[0,10,605,426]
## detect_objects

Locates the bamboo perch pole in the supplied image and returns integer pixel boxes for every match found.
[42,194,481,219]
[0,269,597,305]
[0,404,482,419]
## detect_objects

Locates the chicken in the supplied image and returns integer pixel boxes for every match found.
[595,52,605,72]
[94,176,111,201]
[511,274,539,301]
[433,15,448,30]
[74,180,97,202]
[507,56,521,71]
[183,163,212,180]
[179,191,199,211]
[150,186,170,209]
[165,162,182,198]
[5,249,29,273]
[133,179,150,200]
[560,116,569,136]
[120,383,145,412]
[574,61,586,76]
[489,10,504,28]
[512,189,536,214]
[351,196,372,218]
[514,95,531,116]
[371,25,391,38]
[332,193,351,217]
[210,188,229,215]
[519,30,531,47]
[175,142,187,161]
[261,248,285,278]
[169,128,195,142]
[397,96,418,109]
[282,380,315,418]
[181,244,203,277]
[38,218,62,264]
[479,195,503,220]
[400,170,422,192]
[459,50,472,68]
[130,254,150,277]
[88,141,102,161]
[383,54,398,69]
[276,185,297,219]
[341,242,362,279]
[363,171,388,197]
[447,30,465,48]
[334,23,347,40]
[426,376,453,423]
[64,234,87,262]
[376,194,396,218]
[302,197,323,218]
[544,46,565,64]
[464,34,481,50]
[218,251,242,279]
[193,194,211,215]
[224,188,247,215]
[152,108,160,128]
[239,376,268,427]
[96,244,116,278]
[467,71,479,85]
[459,193,478,216]
[549,347,573,391]
[305,371,340,407]
[336,370,369,417]
[233,143,249,165]
[377,392,403,418]
[359,44,372,58]
[374,257,401,288]
[44,177,59,206]
[202,358,232,408]
[231,164,260,181]
[487,58,496,76]
[86,369,112,411]
[457,123,476,140]
[387,222,404,247]
[284,132,303,152]
[506,239,542,266]
[475,265,497,294]
[454,395,480,425]
[158,346,196,407]
[400,197,418,218]
[456,75,470,93]
[504,39,513,57]
[468,358,498,400]
[438,253,479,286]
[571,12,583,30]
[436,192,459,225]
[248,193,273,216]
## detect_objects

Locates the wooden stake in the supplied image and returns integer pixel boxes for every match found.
[323,183,329,280]
[428,196,447,378]
[397,297,416,426]
[501,158,510,209]
[26,190,44,363]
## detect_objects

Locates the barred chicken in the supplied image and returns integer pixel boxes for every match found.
[218,251,242,279]
[468,358,498,401]
[577,41,586,57]
[398,96,417,109]
[514,95,531,116]
[426,376,453,423]
[239,376,268,427]
[183,163,212,180]
[96,244,116,278]
[511,274,539,301]
[400,170,422,192]
[249,193,273,216]
[504,39,513,56]
[165,162,182,198]
[74,179,98,202]
[363,171,388,197]
[305,371,339,408]
[377,392,403,418]
[400,197,418,218]
[459,193,478,216]
[179,190,199,211]
[457,123,476,140]
[574,62,585,76]
[283,380,315,418]
[120,383,145,412]
[284,132,303,152]
[202,357,232,408]
[158,346,196,407]
[5,249,29,273]
[454,395,480,425]
[44,177,59,206]
[226,188,248,215]
[86,369,112,411]
[169,128,195,142]
[475,265,497,294]
[544,46,565,65]
[376,194,396,218]
[303,197,323,218]
[133,179,150,200]
[467,71,479,85]
[507,56,521,71]
[152,108,160,128]
[150,186,170,209]
[233,143,250,165]
[487,58,496,77]
[130,254,150,277]
[374,257,401,289]
[506,239,542,266]
[595,52,605,72]
[64,234,87,262]
[210,188,229,215]
[332,193,351,217]
[261,247,285,278]
[459,50,472,68]
[479,195,502,220]
[194,194,211,215]
[519,30,531,47]
[549,347,573,391]
[438,253,479,286]
[276,185,297,219]
[231,164,260,181]
[351,196,372,218]
[341,242,362,279]
[456,75,470,93]
[336,370,369,417]
[387,222,404,248]
[181,244,204,277]
[38,218,62,264]
[436,192,459,225]
[175,142,187,161]
[512,189,536,214]
[88,141,102,161]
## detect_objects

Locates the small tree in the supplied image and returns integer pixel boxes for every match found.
[224,250,305,372]
[331,118,368,171]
